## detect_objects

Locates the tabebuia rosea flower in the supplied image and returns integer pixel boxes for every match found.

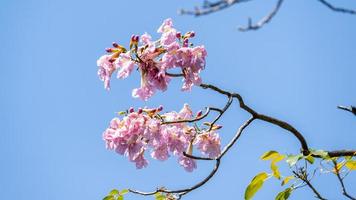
[102,104,221,172]
[97,18,207,100]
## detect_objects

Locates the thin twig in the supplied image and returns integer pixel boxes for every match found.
[179,0,252,16]
[293,170,327,200]
[317,0,356,15]
[239,0,284,31]
[337,105,356,116]
[161,107,211,125]
[332,160,356,200]
[219,116,255,158]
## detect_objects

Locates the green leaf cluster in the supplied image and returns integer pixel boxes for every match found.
[103,189,129,200]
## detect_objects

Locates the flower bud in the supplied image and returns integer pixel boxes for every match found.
[188,31,195,38]
[129,107,134,113]
[108,57,116,63]
[134,35,139,42]
[196,110,203,118]
[183,38,189,47]
[137,108,143,114]
[157,105,163,112]
[112,42,119,48]
[176,32,181,39]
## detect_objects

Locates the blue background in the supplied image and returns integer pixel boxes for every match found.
[1,0,355,199]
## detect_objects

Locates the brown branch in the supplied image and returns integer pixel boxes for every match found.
[338,105,356,116]
[129,159,221,196]
[126,83,355,199]
[208,95,233,131]
[199,83,356,157]
[128,116,255,198]
[239,0,284,31]
[219,116,255,158]
[161,107,212,125]
[332,160,356,200]
[166,72,184,77]
[318,0,356,15]
[293,170,327,200]
[178,0,252,16]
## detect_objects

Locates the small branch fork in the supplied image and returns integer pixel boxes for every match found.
[179,0,356,31]
[128,82,356,199]
[292,169,327,200]
[332,160,356,200]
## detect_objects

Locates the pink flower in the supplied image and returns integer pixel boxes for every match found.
[97,55,117,90]
[97,18,207,99]
[132,86,154,101]
[175,46,207,91]
[178,156,197,172]
[101,104,224,172]
[115,52,135,79]
[179,103,193,119]
[195,132,221,158]
[151,144,169,161]
[157,18,174,33]
[133,152,148,169]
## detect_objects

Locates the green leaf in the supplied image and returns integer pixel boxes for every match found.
[244,172,269,200]
[286,154,303,166]
[305,155,315,164]
[117,195,123,200]
[271,162,281,179]
[310,149,328,159]
[155,192,166,200]
[345,160,356,170]
[103,196,115,200]
[261,151,279,160]
[120,189,129,195]
[281,176,294,186]
[275,188,292,200]
[118,111,127,115]
[109,189,119,196]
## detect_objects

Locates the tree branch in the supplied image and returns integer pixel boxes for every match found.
[317,0,356,15]
[239,0,284,32]
[332,160,356,200]
[338,105,356,116]
[179,0,252,16]
[293,169,327,200]
[199,83,356,157]
[126,83,355,199]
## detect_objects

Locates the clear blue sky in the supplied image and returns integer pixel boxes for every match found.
[1,0,355,199]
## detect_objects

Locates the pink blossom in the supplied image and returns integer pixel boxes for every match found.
[102,104,216,172]
[157,18,174,33]
[133,152,148,169]
[195,132,221,158]
[97,18,207,99]
[179,103,193,119]
[115,52,135,79]
[151,144,169,161]
[97,55,116,90]
[178,156,197,172]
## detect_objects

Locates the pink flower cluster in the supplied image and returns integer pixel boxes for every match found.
[97,18,207,100]
[102,104,221,172]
